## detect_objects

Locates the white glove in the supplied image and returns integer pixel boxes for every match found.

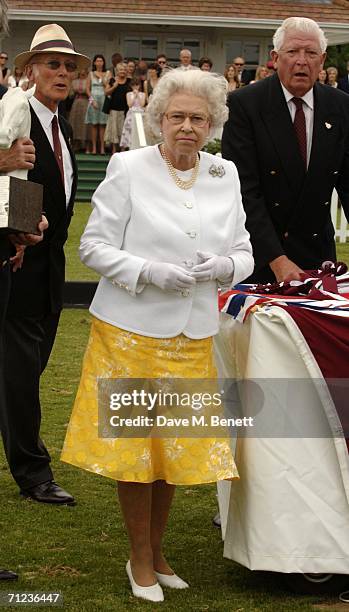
[140,261,196,292]
[191,251,234,282]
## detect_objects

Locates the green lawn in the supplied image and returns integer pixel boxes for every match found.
[0,309,340,611]
[65,203,98,282]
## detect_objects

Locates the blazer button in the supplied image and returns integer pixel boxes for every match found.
[184,202,193,209]
[274,202,280,207]
[184,260,194,268]
[312,233,318,238]
[187,230,197,238]
[270,170,277,175]
[181,289,190,297]
[324,201,329,206]
[333,170,339,175]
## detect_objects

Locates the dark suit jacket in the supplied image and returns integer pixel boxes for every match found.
[222,73,349,282]
[240,69,252,86]
[7,106,77,316]
[338,75,349,94]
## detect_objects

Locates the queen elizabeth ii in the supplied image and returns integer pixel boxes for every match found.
[61,68,254,602]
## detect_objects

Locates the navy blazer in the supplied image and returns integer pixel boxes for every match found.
[222,73,349,281]
[7,106,77,316]
[338,75,349,94]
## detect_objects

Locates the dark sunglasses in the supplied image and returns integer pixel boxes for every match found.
[35,60,78,72]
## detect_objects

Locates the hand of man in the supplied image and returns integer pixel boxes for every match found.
[10,245,26,272]
[191,251,234,282]
[9,214,48,248]
[0,137,35,173]
[270,255,304,283]
[144,261,196,292]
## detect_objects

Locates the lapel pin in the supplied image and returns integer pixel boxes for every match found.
[325,122,332,129]
[209,164,225,178]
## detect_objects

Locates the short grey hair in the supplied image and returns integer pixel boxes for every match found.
[273,17,327,53]
[146,69,228,135]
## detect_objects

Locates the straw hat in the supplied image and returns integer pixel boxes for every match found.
[14,23,91,71]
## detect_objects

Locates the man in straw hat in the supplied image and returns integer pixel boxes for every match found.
[1,24,90,505]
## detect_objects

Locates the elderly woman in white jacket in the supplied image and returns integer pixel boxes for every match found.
[62,69,254,602]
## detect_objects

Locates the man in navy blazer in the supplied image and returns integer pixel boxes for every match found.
[338,60,349,94]
[0,24,90,504]
[222,17,349,283]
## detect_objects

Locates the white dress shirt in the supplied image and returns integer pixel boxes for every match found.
[29,96,73,205]
[176,64,199,71]
[281,83,314,168]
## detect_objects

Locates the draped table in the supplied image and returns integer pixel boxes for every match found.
[214,288,349,574]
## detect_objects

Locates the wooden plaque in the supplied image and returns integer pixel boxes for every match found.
[0,176,43,235]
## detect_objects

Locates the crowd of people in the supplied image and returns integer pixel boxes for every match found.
[57,48,349,154]
[0,14,349,605]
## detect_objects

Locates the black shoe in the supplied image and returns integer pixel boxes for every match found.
[0,569,18,580]
[20,481,76,506]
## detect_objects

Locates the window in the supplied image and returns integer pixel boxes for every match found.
[165,39,200,66]
[123,37,158,61]
[225,41,260,67]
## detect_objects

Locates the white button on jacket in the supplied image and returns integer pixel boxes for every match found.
[80,145,254,339]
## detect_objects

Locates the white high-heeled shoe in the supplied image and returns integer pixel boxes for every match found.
[126,560,164,602]
[155,570,189,589]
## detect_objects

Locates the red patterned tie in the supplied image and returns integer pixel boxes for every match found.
[51,115,65,185]
[292,97,307,168]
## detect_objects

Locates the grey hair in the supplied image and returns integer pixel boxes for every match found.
[273,17,327,53]
[146,69,228,135]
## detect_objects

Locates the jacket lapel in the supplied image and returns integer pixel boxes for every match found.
[261,74,306,197]
[30,107,66,210]
[59,115,77,213]
[306,81,342,183]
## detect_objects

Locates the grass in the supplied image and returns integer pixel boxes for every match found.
[65,203,98,282]
[1,311,348,610]
[337,240,349,266]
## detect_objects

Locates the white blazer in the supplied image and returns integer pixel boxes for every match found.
[80,145,253,338]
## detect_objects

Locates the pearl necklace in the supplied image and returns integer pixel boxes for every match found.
[160,145,200,190]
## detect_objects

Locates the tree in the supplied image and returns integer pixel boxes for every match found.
[326,44,349,75]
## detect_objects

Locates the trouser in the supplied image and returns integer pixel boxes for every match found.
[1,312,60,490]
[0,262,10,436]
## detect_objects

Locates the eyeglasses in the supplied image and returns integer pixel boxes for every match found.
[164,112,209,127]
[158,60,166,64]
[0,55,8,60]
[33,60,78,72]
[233,63,244,67]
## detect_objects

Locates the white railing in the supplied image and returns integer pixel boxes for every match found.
[130,111,147,149]
[331,190,349,243]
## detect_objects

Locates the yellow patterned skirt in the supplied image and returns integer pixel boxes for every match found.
[61,317,238,484]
